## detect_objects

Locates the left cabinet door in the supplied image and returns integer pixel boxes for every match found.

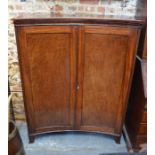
[15,26,77,135]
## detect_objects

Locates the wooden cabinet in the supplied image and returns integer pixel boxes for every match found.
[14,16,142,143]
[125,58,147,151]
[125,28,147,151]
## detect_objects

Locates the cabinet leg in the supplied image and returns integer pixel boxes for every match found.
[29,136,35,143]
[132,144,141,152]
[114,136,121,144]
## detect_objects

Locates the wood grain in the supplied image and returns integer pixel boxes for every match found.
[15,21,141,143]
[76,26,140,141]
[13,13,146,26]
[125,59,147,150]
[16,26,77,140]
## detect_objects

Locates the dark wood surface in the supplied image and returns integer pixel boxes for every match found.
[76,26,140,142]
[125,59,147,151]
[9,121,25,155]
[14,16,143,143]
[15,26,77,142]
[13,13,146,26]
[142,33,147,59]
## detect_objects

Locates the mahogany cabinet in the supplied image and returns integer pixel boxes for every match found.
[14,15,143,143]
[125,59,147,151]
[125,29,147,151]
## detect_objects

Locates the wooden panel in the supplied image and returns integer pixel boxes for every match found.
[141,111,147,123]
[142,32,147,59]
[13,13,146,26]
[82,33,127,130]
[138,124,147,135]
[136,135,147,144]
[84,26,132,35]
[125,58,147,150]
[76,26,140,136]
[16,26,77,133]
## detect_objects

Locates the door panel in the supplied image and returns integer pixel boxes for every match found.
[82,34,127,128]
[16,26,77,132]
[76,26,139,135]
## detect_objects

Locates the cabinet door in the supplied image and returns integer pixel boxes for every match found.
[16,26,77,134]
[142,32,147,59]
[76,26,140,136]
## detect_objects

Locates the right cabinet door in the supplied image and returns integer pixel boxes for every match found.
[76,26,140,136]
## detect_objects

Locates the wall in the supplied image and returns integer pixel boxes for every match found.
[8,0,139,120]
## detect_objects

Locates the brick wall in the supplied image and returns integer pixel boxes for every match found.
[8,0,138,121]
[9,0,139,16]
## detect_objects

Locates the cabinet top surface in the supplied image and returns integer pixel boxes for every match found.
[13,13,146,26]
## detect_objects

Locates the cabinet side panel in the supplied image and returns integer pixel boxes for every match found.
[15,27,36,135]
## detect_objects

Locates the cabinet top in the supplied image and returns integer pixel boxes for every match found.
[13,13,146,26]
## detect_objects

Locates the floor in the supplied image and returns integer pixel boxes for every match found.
[16,121,128,155]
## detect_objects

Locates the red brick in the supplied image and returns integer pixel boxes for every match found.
[54,12,63,17]
[98,7,105,13]
[80,0,99,5]
[55,5,63,12]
